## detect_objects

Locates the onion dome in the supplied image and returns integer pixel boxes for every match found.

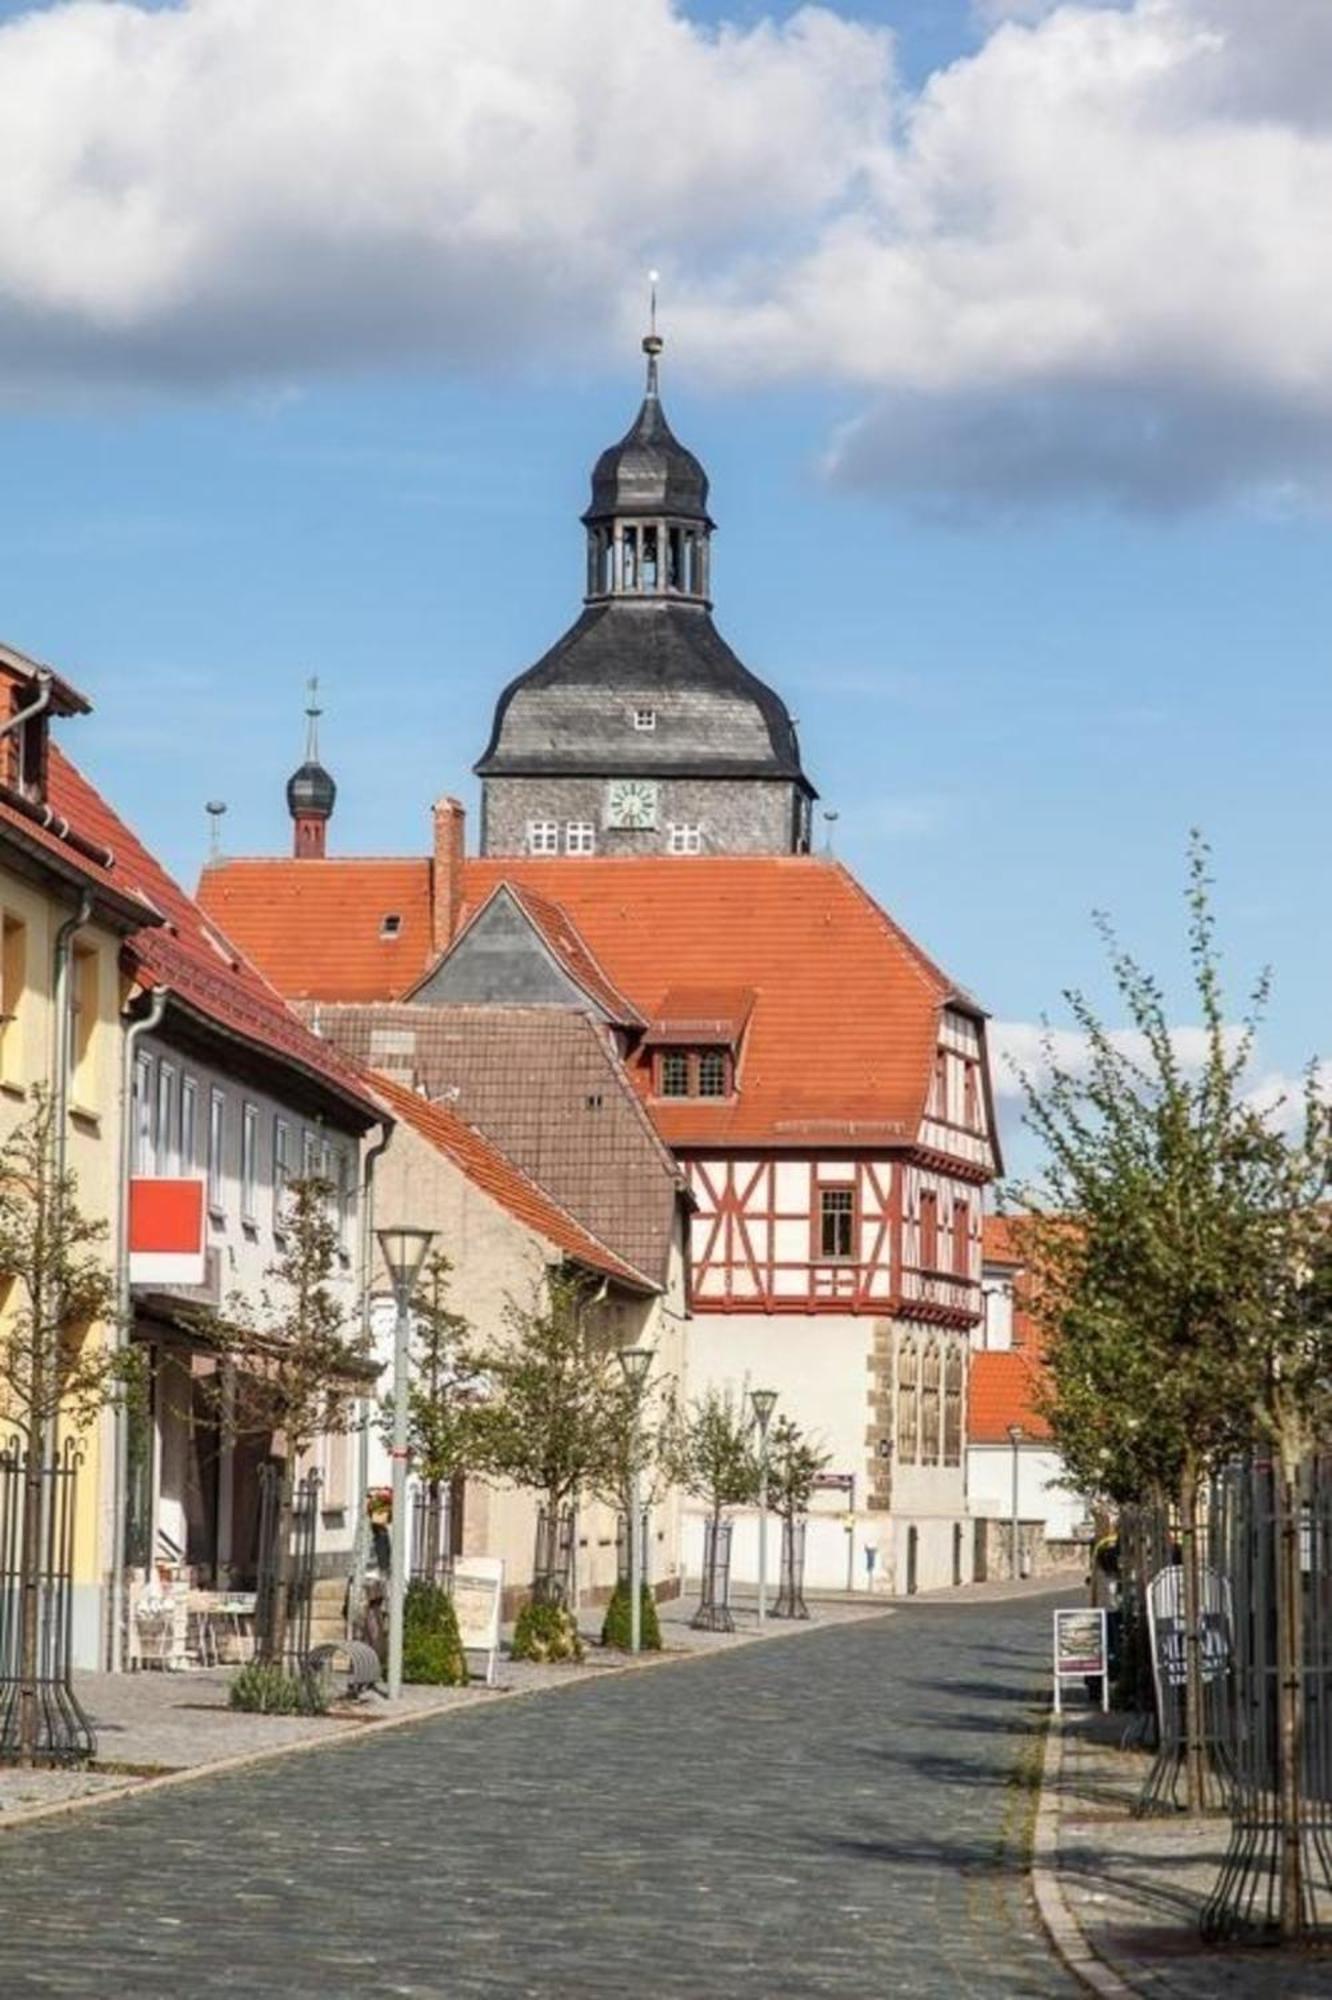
[287,680,335,858]
[584,337,712,527]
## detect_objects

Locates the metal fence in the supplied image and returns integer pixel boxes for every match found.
[615,1509,649,1588]
[0,1436,94,1765]
[773,1516,809,1620]
[253,1466,322,1669]
[692,1516,734,1633]
[531,1506,576,1608]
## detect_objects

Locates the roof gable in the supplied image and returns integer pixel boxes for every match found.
[408,882,642,1027]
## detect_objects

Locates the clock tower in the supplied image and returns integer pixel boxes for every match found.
[474,325,816,858]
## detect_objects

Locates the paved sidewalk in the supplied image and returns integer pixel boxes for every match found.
[0,1593,885,1823]
[1038,1707,1332,1996]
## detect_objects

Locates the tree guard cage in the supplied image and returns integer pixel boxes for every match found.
[773,1516,809,1620]
[411,1485,454,1588]
[0,1437,94,1765]
[253,1466,321,1670]
[692,1517,734,1632]
[531,1506,576,1608]
[615,1509,649,1588]
[1203,1455,1332,1944]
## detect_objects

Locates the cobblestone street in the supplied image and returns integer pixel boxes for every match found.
[0,1592,1075,1998]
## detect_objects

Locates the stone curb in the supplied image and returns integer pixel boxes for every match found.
[0,1607,895,1838]
[1030,1713,1141,1998]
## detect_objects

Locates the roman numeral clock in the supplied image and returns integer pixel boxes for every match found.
[605,779,659,830]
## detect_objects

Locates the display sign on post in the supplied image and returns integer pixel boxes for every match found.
[1052,1606,1109,1714]
[452,1557,503,1686]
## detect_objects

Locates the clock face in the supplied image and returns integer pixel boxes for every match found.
[605,779,659,830]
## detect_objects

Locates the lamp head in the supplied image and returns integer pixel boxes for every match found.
[617,1345,654,1395]
[1007,1422,1024,1445]
[750,1387,778,1433]
[376,1225,436,1300]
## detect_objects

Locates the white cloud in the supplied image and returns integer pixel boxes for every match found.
[0,0,1329,509]
[990,1018,1249,1099]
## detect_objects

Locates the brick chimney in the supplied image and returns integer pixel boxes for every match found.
[431,797,466,955]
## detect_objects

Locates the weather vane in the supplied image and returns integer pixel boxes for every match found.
[304,674,322,760]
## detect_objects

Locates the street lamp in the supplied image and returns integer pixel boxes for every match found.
[617,1345,653,1654]
[751,1388,778,1627]
[377,1225,436,1701]
[1008,1422,1024,1582]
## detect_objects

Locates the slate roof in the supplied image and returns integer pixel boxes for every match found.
[366,1066,658,1294]
[473,599,812,789]
[300,1002,681,1288]
[46,748,381,1126]
[201,853,988,1156]
[421,882,644,1028]
[585,382,711,525]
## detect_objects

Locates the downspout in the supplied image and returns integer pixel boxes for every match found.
[348,1122,392,1636]
[0,670,52,753]
[108,984,168,1672]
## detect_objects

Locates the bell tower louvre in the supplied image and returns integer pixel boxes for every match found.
[474,316,816,859]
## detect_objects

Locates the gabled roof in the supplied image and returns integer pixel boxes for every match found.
[968,1349,1053,1446]
[48,750,381,1126]
[643,986,755,1049]
[200,853,990,1155]
[414,881,644,1028]
[198,855,433,1003]
[367,1067,658,1294]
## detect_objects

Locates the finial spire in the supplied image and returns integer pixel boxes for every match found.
[642,268,663,398]
[304,673,322,761]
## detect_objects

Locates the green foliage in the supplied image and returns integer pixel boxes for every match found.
[511,1599,584,1664]
[680,1386,759,1522]
[401,1579,468,1686]
[380,1252,482,1490]
[600,1580,662,1651]
[595,1360,685,1523]
[1012,835,1332,1504]
[764,1416,831,1521]
[228,1661,329,1715]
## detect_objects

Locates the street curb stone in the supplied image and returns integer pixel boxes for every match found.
[1031,1713,1142,1997]
[0,1607,895,1837]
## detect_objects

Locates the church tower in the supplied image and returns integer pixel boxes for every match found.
[286,680,336,859]
[475,322,816,857]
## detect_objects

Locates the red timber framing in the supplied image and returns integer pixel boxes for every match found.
[685,1153,983,1325]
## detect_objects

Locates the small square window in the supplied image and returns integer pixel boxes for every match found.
[565,822,596,856]
[698,1050,727,1097]
[380,914,402,938]
[526,821,560,856]
[667,823,703,855]
[632,708,656,732]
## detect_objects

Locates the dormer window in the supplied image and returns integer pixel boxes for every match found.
[380,914,402,938]
[655,1047,733,1098]
[632,708,656,732]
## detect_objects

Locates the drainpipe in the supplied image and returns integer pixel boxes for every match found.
[0,670,52,755]
[348,1122,392,1636]
[108,984,168,1672]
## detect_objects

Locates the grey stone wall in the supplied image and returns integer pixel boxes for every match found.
[482,776,804,855]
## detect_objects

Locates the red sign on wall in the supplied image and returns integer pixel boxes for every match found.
[128,1178,206,1287]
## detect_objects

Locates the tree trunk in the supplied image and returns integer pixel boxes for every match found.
[16,1438,44,1767]
[1275,1447,1306,1939]
[269,1465,295,1667]
[1179,1461,1208,1814]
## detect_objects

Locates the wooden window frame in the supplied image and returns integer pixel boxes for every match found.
[180,1075,198,1175]
[815,1182,857,1263]
[525,820,559,856]
[952,1197,970,1280]
[919,1187,940,1273]
[272,1115,291,1235]
[240,1102,259,1226]
[654,1048,733,1099]
[564,822,596,856]
[207,1088,226,1216]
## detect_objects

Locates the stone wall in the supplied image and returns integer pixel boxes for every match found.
[481,775,803,855]
[971,1516,1089,1582]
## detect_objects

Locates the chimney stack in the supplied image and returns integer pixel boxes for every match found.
[431,797,466,955]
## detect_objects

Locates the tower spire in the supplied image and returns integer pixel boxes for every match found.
[304,673,322,762]
[642,268,662,399]
[287,675,336,859]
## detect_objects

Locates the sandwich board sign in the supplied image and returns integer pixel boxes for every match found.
[1052,1606,1109,1713]
[452,1557,503,1686]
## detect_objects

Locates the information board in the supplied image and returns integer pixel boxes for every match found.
[1052,1606,1109,1714]
[452,1557,503,1686]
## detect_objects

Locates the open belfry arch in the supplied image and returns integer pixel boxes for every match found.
[199,325,1003,1598]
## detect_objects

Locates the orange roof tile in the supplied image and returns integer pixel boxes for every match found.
[45,751,381,1124]
[983,1214,1024,1267]
[200,853,987,1153]
[366,1068,657,1292]
[968,1349,1053,1445]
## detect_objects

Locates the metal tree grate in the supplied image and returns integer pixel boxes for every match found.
[531,1506,576,1608]
[254,1465,322,1670]
[0,1437,94,1766]
[772,1515,809,1620]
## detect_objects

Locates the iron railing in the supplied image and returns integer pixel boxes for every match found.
[0,1436,94,1765]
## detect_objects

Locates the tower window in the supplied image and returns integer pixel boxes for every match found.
[667,823,703,855]
[641,525,658,589]
[621,526,638,590]
[667,527,683,592]
[526,821,559,856]
[565,822,596,855]
[632,708,657,732]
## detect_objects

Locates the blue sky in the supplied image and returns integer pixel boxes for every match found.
[0,0,1325,1168]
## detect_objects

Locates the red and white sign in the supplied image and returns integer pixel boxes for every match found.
[129,1178,206,1287]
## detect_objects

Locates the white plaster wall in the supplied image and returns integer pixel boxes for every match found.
[967,1444,1084,1541]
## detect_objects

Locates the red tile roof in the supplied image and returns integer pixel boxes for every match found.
[983,1214,1023,1267]
[200,854,983,1153]
[643,986,755,1048]
[366,1067,657,1292]
[45,749,381,1124]
[968,1349,1053,1445]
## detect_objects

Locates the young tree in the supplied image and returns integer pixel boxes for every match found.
[764,1416,830,1619]
[0,1092,126,1764]
[470,1269,617,1606]
[204,1176,369,1665]
[593,1361,684,1648]
[383,1251,480,1578]
[1012,838,1299,1812]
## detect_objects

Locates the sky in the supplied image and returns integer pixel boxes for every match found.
[0,0,1327,1176]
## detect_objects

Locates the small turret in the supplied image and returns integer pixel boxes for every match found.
[286,678,336,859]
